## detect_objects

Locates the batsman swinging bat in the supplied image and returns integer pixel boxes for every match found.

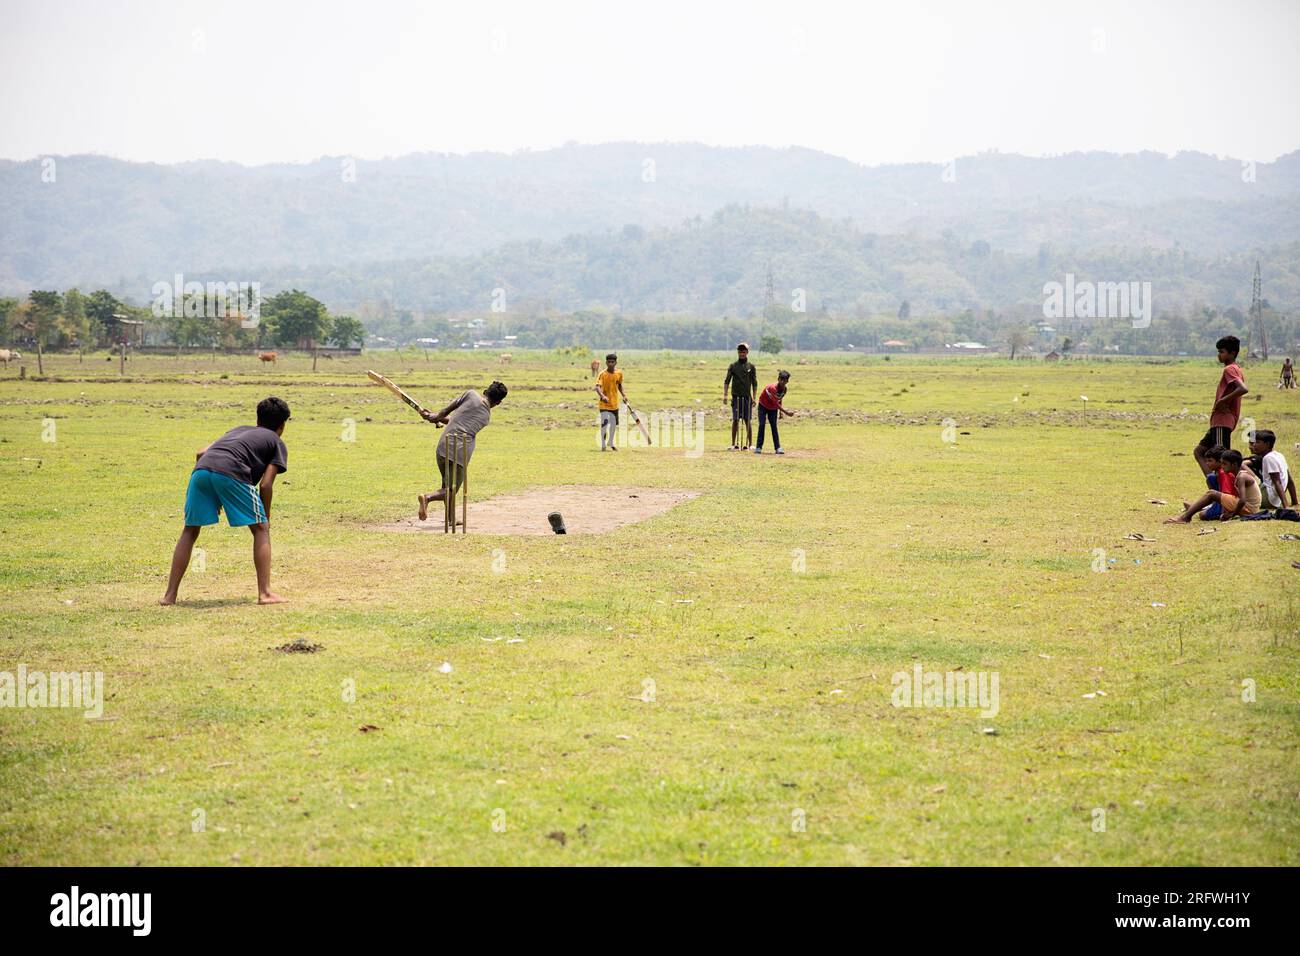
[625,401,652,445]
[366,370,430,418]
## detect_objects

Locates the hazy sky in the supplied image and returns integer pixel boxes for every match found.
[1,0,1297,167]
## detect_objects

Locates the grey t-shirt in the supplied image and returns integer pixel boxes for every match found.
[437,390,492,463]
[195,425,288,485]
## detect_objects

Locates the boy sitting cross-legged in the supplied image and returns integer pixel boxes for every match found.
[1166,449,1261,523]
[1197,445,1232,520]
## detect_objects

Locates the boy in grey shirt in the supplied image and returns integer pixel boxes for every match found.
[417,381,508,521]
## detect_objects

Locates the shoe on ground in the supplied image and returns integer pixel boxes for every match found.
[754,447,762,454]
[775,448,785,455]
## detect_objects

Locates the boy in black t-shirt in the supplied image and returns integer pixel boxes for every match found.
[160,397,290,606]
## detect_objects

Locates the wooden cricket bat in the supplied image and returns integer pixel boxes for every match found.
[625,401,652,445]
[366,370,430,417]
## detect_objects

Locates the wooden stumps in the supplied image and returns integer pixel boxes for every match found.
[444,433,469,533]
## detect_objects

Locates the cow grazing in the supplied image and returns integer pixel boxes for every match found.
[0,349,20,367]
[258,351,277,364]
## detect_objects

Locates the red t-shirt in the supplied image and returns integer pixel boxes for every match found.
[1217,468,1236,497]
[1210,363,1245,428]
[759,383,782,410]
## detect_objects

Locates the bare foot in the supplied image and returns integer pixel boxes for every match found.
[1163,516,1191,524]
[418,494,429,521]
[1182,500,1191,510]
[258,592,288,605]
[159,595,177,606]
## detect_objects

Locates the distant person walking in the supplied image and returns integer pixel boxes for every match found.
[724,342,758,450]
[1281,357,1295,389]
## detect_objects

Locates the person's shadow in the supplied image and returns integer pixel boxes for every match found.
[163,597,255,609]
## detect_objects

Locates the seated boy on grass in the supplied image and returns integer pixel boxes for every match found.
[1197,445,1230,520]
[1166,449,1261,523]
[160,396,290,605]
[1248,429,1296,512]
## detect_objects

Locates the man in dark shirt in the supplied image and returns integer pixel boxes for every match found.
[723,342,758,450]
[161,396,290,606]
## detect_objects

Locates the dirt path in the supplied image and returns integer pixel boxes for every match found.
[376,485,700,535]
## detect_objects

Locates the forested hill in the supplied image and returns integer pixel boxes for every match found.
[213,204,1300,318]
[3,143,1299,294]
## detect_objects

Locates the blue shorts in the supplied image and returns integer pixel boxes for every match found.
[184,468,268,527]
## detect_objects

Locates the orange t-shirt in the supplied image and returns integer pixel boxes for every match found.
[597,369,622,411]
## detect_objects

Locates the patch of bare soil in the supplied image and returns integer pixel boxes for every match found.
[376,485,700,536]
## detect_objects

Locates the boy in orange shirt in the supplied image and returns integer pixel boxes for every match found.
[593,353,628,451]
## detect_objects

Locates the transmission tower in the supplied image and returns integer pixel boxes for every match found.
[764,261,776,312]
[1249,260,1267,360]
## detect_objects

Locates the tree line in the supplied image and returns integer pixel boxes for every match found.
[0,288,365,357]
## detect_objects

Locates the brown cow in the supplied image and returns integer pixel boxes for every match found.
[0,349,20,367]
[258,351,277,363]
[590,359,600,376]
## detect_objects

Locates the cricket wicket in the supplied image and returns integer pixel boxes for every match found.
[444,432,469,533]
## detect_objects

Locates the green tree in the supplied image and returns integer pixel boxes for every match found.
[85,290,124,347]
[329,315,366,348]
[62,288,88,348]
[265,290,330,348]
[0,297,18,346]
[27,290,63,374]
[759,334,783,355]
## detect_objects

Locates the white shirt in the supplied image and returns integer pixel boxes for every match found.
[1260,450,1290,508]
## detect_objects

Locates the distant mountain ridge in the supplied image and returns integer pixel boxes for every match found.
[2,143,1298,298]
[244,204,1300,318]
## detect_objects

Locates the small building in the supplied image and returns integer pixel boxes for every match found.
[947,341,989,352]
[1044,350,1062,362]
[881,339,908,352]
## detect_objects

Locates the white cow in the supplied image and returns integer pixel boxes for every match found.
[0,349,21,367]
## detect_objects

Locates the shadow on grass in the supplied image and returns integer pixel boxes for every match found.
[167,597,256,609]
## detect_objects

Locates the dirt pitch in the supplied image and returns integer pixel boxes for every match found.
[377,485,700,535]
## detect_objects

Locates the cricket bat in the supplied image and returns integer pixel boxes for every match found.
[366,370,430,418]
[625,400,652,445]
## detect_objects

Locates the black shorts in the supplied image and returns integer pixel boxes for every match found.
[1197,426,1232,451]
[731,394,753,421]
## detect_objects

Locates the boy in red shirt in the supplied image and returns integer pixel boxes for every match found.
[1198,445,1233,520]
[1193,335,1248,478]
[754,370,794,455]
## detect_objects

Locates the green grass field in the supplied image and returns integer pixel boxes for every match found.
[1,348,1297,865]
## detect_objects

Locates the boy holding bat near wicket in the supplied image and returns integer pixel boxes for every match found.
[417,381,509,521]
